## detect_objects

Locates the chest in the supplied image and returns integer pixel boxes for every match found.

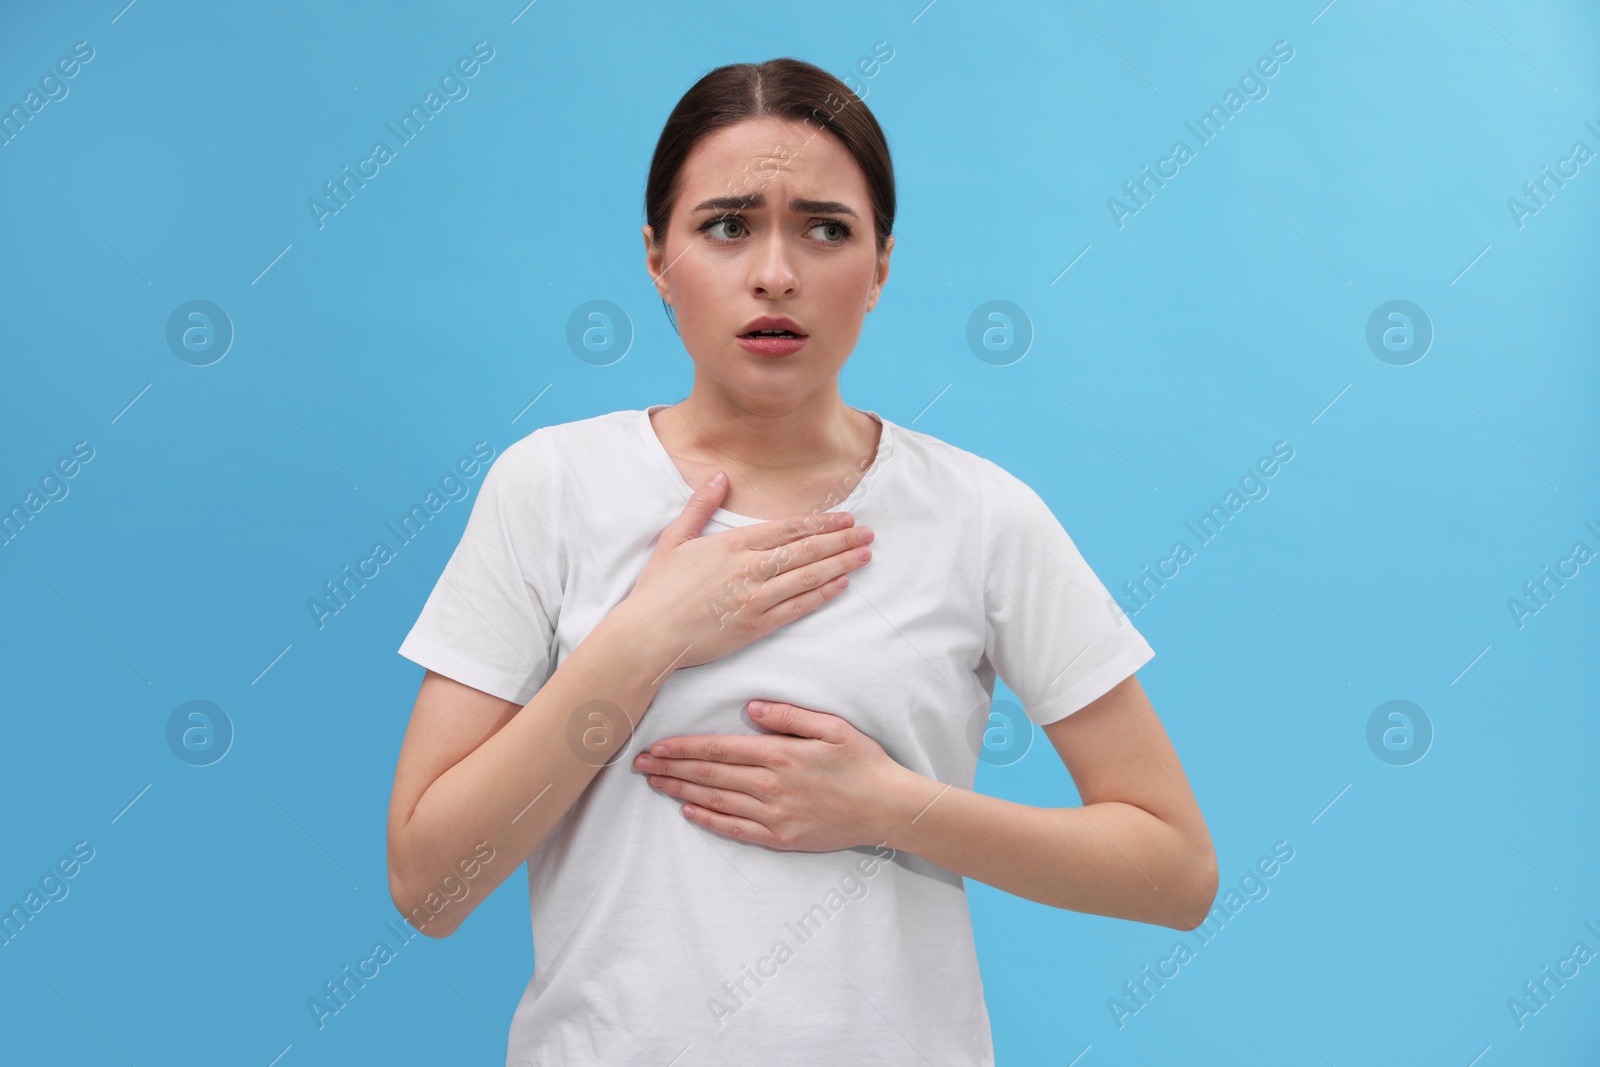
[551,496,993,783]
[669,454,870,520]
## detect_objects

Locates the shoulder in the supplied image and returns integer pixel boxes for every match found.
[470,410,640,535]
[882,419,1018,489]
[487,407,639,479]
[885,420,1046,525]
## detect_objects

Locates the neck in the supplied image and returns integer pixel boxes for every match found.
[664,384,873,479]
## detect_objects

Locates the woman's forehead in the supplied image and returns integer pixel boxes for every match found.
[681,124,854,198]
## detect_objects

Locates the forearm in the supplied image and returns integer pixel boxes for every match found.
[877,767,1216,930]
[393,603,677,936]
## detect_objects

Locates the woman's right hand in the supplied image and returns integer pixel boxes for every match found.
[617,471,875,671]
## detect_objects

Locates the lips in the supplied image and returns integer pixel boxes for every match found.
[736,331,808,357]
[739,316,806,338]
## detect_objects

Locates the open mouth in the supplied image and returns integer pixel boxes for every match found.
[741,329,804,338]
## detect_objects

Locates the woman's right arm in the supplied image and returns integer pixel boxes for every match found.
[386,471,877,938]
[386,601,679,940]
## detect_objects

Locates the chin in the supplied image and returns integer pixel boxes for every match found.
[721,368,826,403]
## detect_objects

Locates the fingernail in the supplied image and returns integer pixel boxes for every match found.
[749,701,767,718]
[652,744,668,756]
[709,471,726,486]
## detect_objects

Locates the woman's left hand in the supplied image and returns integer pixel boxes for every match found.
[632,700,910,852]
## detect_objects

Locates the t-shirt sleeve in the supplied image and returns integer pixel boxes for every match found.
[981,461,1154,726]
[396,432,562,707]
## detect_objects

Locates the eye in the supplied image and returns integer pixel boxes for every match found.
[701,215,748,242]
[810,219,853,244]
[697,215,854,245]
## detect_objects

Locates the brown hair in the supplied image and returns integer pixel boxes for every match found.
[644,58,896,330]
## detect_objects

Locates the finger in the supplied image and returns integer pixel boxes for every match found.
[659,471,729,548]
[746,523,874,588]
[741,510,854,552]
[634,752,772,795]
[743,522,874,604]
[647,773,769,822]
[754,547,867,620]
[747,701,842,742]
[679,801,781,847]
[643,734,770,767]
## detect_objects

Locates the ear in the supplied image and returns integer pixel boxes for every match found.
[642,225,671,303]
[865,234,893,313]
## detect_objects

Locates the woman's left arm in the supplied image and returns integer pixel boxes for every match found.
[632,673,1218,931]
[883,674,1218,931]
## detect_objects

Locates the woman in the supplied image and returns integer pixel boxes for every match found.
[387,57,1216,1066]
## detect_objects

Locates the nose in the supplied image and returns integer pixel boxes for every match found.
[748,230,799,299]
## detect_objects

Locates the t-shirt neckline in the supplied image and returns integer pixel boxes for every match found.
[636,404,894,527]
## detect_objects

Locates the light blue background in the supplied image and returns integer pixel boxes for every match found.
[2,1,1597,1064]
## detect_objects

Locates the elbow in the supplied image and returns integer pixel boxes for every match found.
[1167,844,1219,932]
[387,849,464,941]
[413,916,460,941]
[389,871,462,941]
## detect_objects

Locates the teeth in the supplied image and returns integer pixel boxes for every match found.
[748,329,797,337]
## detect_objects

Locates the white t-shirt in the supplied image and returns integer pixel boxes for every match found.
[397,404,1155,1066]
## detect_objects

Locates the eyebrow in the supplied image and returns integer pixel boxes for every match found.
[691,194,858,218]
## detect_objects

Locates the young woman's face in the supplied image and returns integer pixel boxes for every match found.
[644,115,893,406]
